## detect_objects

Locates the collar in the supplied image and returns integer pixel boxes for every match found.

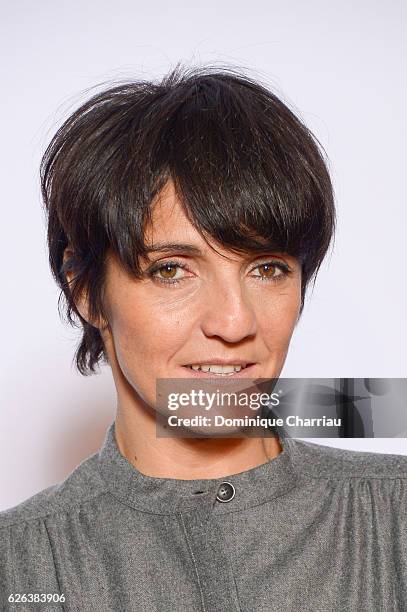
[96,421,300,516]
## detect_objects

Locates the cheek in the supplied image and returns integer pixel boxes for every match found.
[108,294,187,365]
[257,286,301,347]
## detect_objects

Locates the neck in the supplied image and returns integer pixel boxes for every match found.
[114,400,282,480]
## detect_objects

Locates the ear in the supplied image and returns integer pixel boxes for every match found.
[62,245,76,285]
[62,245,107,331]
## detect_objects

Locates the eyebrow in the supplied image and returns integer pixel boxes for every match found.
[142,242,291,262]
[144,242,204,256]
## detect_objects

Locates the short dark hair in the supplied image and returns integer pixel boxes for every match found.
[40,64,336,376]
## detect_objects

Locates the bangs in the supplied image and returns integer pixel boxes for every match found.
[91,68,333,278]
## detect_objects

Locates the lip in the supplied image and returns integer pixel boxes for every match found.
[181,363,257,378]
[182,359,255,367]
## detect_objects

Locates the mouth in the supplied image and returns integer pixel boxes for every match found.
[181,363,257,378]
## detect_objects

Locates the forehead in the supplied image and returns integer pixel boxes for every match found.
[144,183,239,262]
[144,180,255,262]
[144,180,193,243]
[142,180,300,269]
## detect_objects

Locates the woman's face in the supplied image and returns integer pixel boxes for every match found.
[98,180,302,409]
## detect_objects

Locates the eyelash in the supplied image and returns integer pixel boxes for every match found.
[146,259,292,287]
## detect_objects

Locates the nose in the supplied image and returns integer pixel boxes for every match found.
[199,277,257,343]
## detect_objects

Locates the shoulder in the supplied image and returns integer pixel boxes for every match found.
[0,452,106,531]
[283,437,407,480]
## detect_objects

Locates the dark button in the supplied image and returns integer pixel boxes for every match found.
[216,481,235,503]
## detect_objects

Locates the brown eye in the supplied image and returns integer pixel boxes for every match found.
[158,263,178,279]
[147,260,189,286]
[251,260,290,283]
[257,263,279,278]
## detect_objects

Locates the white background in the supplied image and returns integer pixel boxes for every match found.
[1,0,406,511]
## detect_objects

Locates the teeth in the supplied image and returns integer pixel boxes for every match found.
[189,364,245,375]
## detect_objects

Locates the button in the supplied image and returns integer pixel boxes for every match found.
[216,481,235,503]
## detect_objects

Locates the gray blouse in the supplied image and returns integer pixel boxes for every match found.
[1,421,407,611]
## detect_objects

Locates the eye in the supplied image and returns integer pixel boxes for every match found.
[250,260,291,282]
[147,261,188,285]
[146,258,292,287]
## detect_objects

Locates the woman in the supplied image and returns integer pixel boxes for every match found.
[1,65,406,611]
